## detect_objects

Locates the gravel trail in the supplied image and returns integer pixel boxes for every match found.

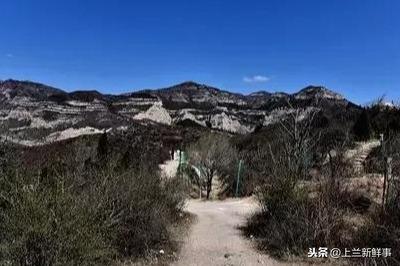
[173,198,297,266]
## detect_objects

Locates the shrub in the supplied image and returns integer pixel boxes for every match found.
[243,110,354,259]
[0,171,114,266]
[244,169,349,258]
[0,162,186,265]
[247,206,346,257]
[90,168,186,257]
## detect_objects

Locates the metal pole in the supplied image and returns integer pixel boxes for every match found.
[235,160,244,197]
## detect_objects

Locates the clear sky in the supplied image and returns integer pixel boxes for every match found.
[0,0,399,104]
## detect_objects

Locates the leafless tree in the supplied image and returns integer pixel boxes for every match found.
[277,103,321,181]
[187,133,237,199]
[241,102,322,196]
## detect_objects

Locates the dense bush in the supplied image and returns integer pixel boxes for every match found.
[0,161,186,265]
[243,151,352,258]
[242,111,364,260]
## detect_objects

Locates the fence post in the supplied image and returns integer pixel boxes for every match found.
[199,166,202,200]
[235,160,244,197]
[386,157,393,204]
[380,134,387,211]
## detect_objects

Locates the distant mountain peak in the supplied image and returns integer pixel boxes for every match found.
[177,81,201,87]
[300,85,330,92]
[0,79,65,98]
[295,85,344,100]
[157,81,224,96]
[168,81,208,90]
[248,91,271,97]
[1,79,51,88]
[69,90,106,102]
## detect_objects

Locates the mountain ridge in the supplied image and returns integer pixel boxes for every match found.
[0,79,360,144]
[1,79,346,102]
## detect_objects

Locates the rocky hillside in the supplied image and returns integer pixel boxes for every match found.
[0,79,360,146]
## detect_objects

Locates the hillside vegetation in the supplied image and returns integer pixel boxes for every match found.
[0,136,187,265]
[240,103,400,265]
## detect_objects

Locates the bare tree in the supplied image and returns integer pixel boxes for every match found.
[277,104,320,182]
[188,133,237,199]
[240,103,322,196]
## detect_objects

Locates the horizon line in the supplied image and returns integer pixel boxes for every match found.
[0,77,395,106]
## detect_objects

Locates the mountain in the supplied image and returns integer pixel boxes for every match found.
[0,79,360,146]
[128,81,248,108]
[0,79,66,100]
[294,86,344,101]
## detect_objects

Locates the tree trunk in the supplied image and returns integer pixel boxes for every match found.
[206,174,213,199]
[206,181,211,199]
[199,181,202,199]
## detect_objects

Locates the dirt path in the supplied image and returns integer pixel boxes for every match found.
[159,158,179,179]
[173,198,296,266]
[345,140,380,175]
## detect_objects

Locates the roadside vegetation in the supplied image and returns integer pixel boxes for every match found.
[0,134,187,265]
[241,101,400,265]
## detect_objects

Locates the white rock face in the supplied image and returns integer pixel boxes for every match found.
[0,88,12,100]
[66,100,91,107]
[175,109,206,126]
[114,97,158,106]
[264,108,293,125]
[5,108,32,121]
[46,127,105,142]
[263,107,319,126]
[210,112,252,134]
[134,102,172,125]
[1,127,107,146]
[29,117,81,129]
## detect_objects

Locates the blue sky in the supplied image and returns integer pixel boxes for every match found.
[0,0,399,104]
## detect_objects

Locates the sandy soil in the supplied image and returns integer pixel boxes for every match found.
[172,198,297,266]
